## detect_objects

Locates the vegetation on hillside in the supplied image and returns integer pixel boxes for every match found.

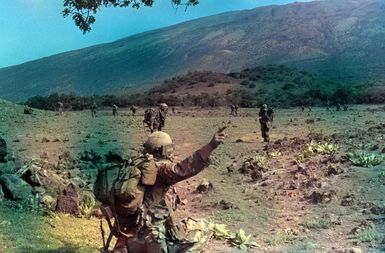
[24,65,385,110]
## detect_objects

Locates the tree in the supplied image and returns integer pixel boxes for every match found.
[63,0,199,34]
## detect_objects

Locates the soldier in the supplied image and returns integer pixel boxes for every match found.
[230,104,235,116]
[0,137,7,163]
[144,108,156,133]
[113,104,119,116]
[111,129,226,253]
[24,105,33,115]
[57,101,64,115]
[259,104,274,143]
[130,105,137,116]
[153,103,168,132]
[301,106,305,113]
[336,103,341,112]
[234,104,239,116]
[343,104,348,111]
[91,102,97,117]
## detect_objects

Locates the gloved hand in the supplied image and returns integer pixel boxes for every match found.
[209,126,227,149]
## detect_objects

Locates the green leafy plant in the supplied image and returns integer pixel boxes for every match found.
[294,153,305,163]
[347,151,385,167]
[268,151,282,158]
[303,141,339,157]
[230,229,260,251]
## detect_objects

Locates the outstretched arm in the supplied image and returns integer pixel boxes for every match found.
[159,127,227,186]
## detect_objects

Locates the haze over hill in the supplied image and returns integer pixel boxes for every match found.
[1,0,385,101]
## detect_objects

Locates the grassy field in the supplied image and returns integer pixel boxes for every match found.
[1,102,385,252]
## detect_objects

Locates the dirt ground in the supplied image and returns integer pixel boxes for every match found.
[1,101,385,253]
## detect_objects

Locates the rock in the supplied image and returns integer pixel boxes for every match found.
[196,179,213,193]
[41,137,50,143]
[350,247,363,253]
[370,206,385,215]
[70,177,86,188]
[68,169,80,179]
[308,190,336,204]
[0,174,32,200]
[55,195,81,215]
[40,195,55,209]
[219,200,234,210]
[341,194,355,206]
[251,170,263,182]
[63,183,80,198]
[327,164,344,176]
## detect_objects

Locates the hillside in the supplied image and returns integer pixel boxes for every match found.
[27,65,368,109]
[1,0,385,101]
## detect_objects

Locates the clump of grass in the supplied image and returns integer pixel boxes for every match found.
[354,229,383,243]
[301,218,334,230]
[347,151,385,167]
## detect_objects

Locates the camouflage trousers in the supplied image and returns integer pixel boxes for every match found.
[260,122,270,142]
[142,220,195,253]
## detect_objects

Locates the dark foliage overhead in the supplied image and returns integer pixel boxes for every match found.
[63,0,199,33]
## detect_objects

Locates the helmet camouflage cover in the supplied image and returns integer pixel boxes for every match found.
[144,131,174,156]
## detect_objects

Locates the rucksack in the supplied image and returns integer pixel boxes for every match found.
[144,108,155,124]
[93,155,158,214]
[0,137,7,159]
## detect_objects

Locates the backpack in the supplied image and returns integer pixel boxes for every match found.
[93,155,158,214]
[0,137,7,159]
[144,108,155,124]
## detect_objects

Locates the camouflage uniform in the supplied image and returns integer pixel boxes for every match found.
[259,104,274,143]
[112,130,225,253]
[230,105,235,116]
[130,106,137,116]
[153,104,168,132]
[57,102,64,115]
[234,104,239,116]
[113,104,119,116]
[91,103,97,117]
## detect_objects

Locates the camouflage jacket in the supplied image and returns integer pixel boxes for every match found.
[115,150,210,229]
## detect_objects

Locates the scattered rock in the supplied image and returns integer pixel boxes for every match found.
[305,119,315,124]
[40,195,55,209]
[0,174,32,200]
[55,195,81,215]
[196,179,213,193]
[251,170,263,182]
[341,194,355,207]
[327,164,344,176]
[41,137,50,143]
[370,206,385,215]
[218,200,234,210]
[63,183,80,198]
[308,190,336,204]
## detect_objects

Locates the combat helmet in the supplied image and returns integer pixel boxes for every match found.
[159,103,168,111]
[144,131,174,157]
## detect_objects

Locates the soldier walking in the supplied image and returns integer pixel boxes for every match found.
[90,102,97,117]
[112,104,119,116]
[259,104,274,143]
[130,105,137,116]
[234,104,239,116]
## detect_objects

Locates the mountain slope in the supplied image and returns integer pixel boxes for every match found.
[1,0,385,101]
